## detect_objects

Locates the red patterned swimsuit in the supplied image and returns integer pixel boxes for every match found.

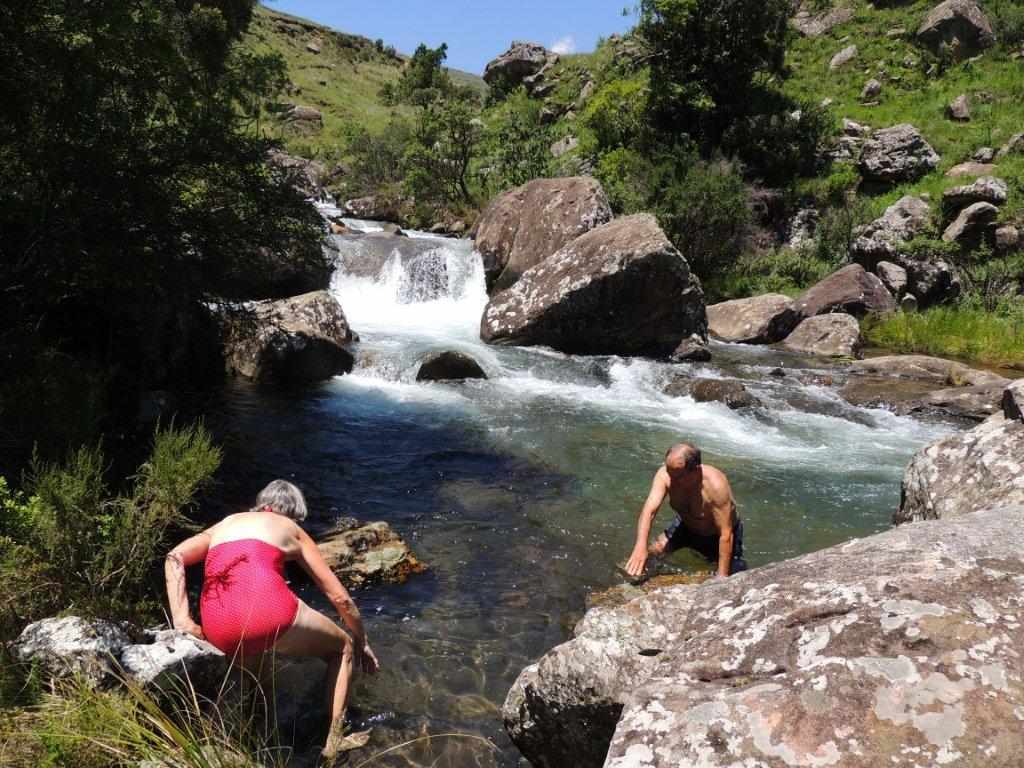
[200,539,299,658]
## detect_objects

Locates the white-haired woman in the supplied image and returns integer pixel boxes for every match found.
[164,479,378,756]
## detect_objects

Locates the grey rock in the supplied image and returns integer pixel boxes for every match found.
[222,291,357,384]
[792,264,896,320]
[859,124,941,185]
[690,378,761,409]
[267,149,327,200]
[861,78,882,101]
[483,41,555,91]
[997,132,1024,159]
[917,0,996,56]
[669,335,712,363]
[829,44,858,70]
[948,94,971,121]
[898,382,1010,422]
[706,294,799,344]
[896,401,1024,524]
[780,313,863,358]
[851,195,932,267]
[901,257,962,306]
[416,351,488,382]
[842,118,872,137]
[283,105,323,135]
[550,135,579,158]
[792,5,855,36]
[875,261,908,296]
[1004,379,1024,422]
[786,207,819,248]
[397,250,448,303]
[505,506,1024,768]
[120,630,230,694]
[942,176,1008,216]
[480,214,707,358]
[475,177,613,292]
[343,195,400,223]
[942,201,999,247]
[900,293,919,312]
[973,146,997,163]
[306,41,321,54]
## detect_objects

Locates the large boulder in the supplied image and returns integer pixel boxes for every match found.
[483,41,556,92]
[475,177,613,292]
[15,617,228,693]
[1004,379,1024,421]
[343,195,400,223]
[333,231,444,280]
[792,264,896,320]
[898,382,1010,422]
[792,4,854,36]
[504,506,1024,768]
[828,44,858,70]
[267,149,327,200]
[315,519,426,588]
[222,291,357,384]
[875,261,908,296]
[859,124,940,185]
[902,257,962,306]
[282,105,323,135]
[416,351,488,382]
[850,195,933,268]
[705,294,798,344]
[480,214,707,357]
[917,0,996,56]
[896,380,1024,523]
[780,313,863,358]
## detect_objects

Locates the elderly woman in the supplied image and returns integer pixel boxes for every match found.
[164,480,378,757]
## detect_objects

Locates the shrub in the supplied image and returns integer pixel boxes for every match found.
[581,77,648,152]
[990,0,1024,46]
[593,148,659,214]
[479,87,552,195]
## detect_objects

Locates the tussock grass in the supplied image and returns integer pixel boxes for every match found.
[863,306,1024,368]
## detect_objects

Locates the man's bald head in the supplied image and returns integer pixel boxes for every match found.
[665,443,701,474]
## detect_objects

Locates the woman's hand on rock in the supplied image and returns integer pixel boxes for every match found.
[175,618,205,640]
[625,547,648,577]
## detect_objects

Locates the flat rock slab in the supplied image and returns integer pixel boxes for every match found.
[317,520,426,587]
[851,354,1008,387]
[504,506,1024,768]
[780,313,863,358]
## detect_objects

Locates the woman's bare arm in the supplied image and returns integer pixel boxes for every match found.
[165,532,211,639]
[294,525,378,673]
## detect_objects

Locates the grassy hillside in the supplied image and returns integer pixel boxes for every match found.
[244,4,486,158]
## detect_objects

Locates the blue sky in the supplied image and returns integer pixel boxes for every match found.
[262,1,636,74]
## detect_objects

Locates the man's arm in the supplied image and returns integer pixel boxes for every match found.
[625,469,668,577]
[712,502,734,578]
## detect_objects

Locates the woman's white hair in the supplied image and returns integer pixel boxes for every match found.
[255,479,308,522]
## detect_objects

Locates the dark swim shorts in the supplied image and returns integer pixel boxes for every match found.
[663,517,748,574]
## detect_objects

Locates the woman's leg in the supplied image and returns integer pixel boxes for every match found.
[273,600,354,726]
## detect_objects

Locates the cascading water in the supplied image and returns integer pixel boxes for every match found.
[215,223,955,766]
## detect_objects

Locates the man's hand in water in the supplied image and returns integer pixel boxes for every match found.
[625,546,648,577]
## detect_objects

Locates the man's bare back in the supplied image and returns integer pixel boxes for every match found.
[625,443,746,578]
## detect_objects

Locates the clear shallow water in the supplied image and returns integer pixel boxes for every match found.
[210,230,954,766]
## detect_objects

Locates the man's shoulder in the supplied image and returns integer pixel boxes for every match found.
[702,465,733,494]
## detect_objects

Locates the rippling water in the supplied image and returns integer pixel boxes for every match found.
[210,227,954,766]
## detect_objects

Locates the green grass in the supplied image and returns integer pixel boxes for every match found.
[863,305,1024,368]
[782,0,1024,223]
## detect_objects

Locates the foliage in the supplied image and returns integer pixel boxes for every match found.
[706,245,840,302]
[0,424,221,638]
[639,0,791,140]
[863,302,1024,368]
[581,77,649,152]
[479,88,552,195]
[947,243,1024,313]
[342,117,414,198]
[989,0,1024,47]
[403,99,483,208]
[381,42,454,106]
[0,0,324,466]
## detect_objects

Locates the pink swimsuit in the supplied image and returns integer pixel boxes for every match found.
[200,539,299,658]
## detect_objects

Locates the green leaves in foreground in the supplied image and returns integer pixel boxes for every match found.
[0,424,221,635]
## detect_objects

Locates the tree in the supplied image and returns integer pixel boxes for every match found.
[639,0,791,139]
[0,0,323,468]
[384,42,454,105]
[404,99,483,207]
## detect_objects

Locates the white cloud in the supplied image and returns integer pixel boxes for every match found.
[551,36,576,55]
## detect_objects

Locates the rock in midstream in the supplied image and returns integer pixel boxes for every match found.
[503,506,1024,768]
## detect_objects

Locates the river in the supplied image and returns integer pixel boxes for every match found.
[210,222,952,766]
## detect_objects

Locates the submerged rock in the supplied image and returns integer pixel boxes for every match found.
[222,290,356,384]
[475,177,612,292]
[896,380,1024,524]
[690,378,761,409]
[416,351,488,382]
[669,335,712,362]
[706,294,798,344]
[504,505,1024,768]
[316,520,426,587]
[480,214,707,358]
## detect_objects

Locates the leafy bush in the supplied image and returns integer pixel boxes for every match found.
[403,98,483,209]
[707,245,839,301]
[342,118,413,198]
[990,0,1024,46]
[0,424,221,637]
[581,78,649,152]
[479,88,552,195]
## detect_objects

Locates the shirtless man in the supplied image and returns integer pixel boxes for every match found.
[625,443,747,578]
